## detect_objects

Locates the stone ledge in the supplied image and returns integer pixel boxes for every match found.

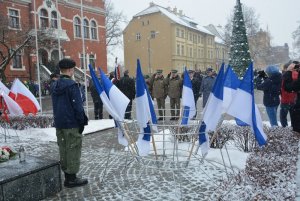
[0,156,61,201]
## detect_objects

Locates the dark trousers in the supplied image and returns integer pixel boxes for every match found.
[170,98,180,118]
[93,101,103,119]
[280,103,293,127]
[291,106,300,132]
[156,98,166,118]
[125,99,133,119]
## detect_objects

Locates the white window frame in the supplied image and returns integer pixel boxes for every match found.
[136,33,141,41]
[7,8,21,30]
[39,8,49,29]
[83,18,90,39]
[10,49,25,71]
[90,19,98,40]
[50,11,58,29]
[73,16,81,38]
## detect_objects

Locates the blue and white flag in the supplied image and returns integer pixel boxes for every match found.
[135,59,158,156]
[199,63,225,155]
[181,68,196,125]
[226,63,267,146]
[88,65,120,120]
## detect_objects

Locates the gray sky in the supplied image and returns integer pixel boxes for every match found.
[109,0,300,66]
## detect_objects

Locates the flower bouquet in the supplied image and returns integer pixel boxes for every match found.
[0,146,16,163]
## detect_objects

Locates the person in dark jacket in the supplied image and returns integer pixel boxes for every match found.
[189,70,201,119]
[280,62,297,127]
[51,58,88,188]
[283,61,300,132]
[165,69,183,120]
[117,70,135,119]
[90,78,103,119]
[200,68,215,108]
[257,65,282,127]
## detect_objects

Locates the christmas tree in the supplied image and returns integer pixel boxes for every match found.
[229,0,252,78]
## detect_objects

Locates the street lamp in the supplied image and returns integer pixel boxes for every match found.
[147,31,159,75]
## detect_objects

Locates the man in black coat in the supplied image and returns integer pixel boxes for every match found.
[189,70,201,119]
[90,79,103,119]
[117,70,135,119]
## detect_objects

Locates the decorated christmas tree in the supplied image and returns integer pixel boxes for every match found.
[229,0,252,78]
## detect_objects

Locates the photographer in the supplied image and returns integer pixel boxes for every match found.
[257,65,282,127]
[283,61,300,133]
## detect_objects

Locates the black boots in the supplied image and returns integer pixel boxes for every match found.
[64,173,88,188]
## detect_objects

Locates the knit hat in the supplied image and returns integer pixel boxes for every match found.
[265,65,279,75]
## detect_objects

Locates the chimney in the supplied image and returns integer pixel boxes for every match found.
[178,10,183,16]
[173,7,177,14]
[150,2,155,7]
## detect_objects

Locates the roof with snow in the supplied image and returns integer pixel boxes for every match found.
[203,24,226,44]
[133,3,212,35]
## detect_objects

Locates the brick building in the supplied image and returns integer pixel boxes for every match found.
[0,0,107,82]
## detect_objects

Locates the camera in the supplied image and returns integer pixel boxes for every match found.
[257,70,267,79]
[293,61,300,70]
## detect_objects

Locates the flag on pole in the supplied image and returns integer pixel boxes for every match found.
[1,91,23,116]
[9,78,40,115]
[88,64,128,146]
[181,68,195,125]
[222,66,248,126]
[199,63,225,155]
[226,63,267,146]
[135,59,157,156]
[99,67,130,146]
[114,57,121,80]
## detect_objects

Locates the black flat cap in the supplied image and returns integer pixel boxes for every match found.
[58,58,76,69]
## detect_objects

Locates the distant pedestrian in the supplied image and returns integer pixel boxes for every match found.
[280,62,297,127]
[200,68,215,108]
[51,58,88,188]
[90,79,103,119]
[188,70,201,119]
[165,69,183,120]
[149,69,168,120]
[116,70,135,119]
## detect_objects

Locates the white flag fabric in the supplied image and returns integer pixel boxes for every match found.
[9,78,40,115]
[135,59,157,156]
[181,68,195,125]
[1,91,23,116]
[199,63,225,155]
[0,81,10,95]
[88,65,129,146]
[226,63,267,146]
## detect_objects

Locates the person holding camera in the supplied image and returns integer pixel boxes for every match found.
[283,61,300,133]
[256,65,282,127]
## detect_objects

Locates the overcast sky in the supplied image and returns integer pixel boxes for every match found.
[109,0,300,66]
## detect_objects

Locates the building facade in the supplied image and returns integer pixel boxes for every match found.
[123,2,228,76]
[0,0,107,82]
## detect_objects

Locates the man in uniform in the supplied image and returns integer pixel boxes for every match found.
[166,69,183,120]
[51,58,88,188]
[149,69,168,120]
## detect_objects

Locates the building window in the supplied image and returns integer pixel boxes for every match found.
[150,31,156,39]
[80,54,87,69]
[12,52,22,69]
[176,28,180,37]
[91,20,97,40]
[136,33,141,41]
[40,9,49,28]
[74,17,81,37]
[181,45,184,56]
[142,21,144,26]
[83,19,89,39]
[198,49,201,58]
[189,33,192,41]
[51,11,58,28]
[8,9,20,29]
[177,44,180,55]
[89,54,96,68]
[181,30,184,38]
[190,47,192,57]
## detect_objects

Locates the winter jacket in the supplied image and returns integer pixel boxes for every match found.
[257,72,282,107]
[165,75,183,99]
[117,75,136,100]
[90,80,102,104]
[191,77,201,100]
[51,75,86,129]
[284,71,300,108]
[149,75,168,99]
[281,71,297,104]
[200,75,215,107]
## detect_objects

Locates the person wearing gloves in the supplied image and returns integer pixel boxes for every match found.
[51,58,88,188]
[256,65,282,127]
